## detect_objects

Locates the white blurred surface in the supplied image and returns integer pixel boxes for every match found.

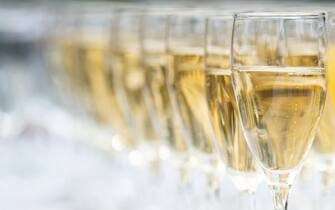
[0,101,334,210]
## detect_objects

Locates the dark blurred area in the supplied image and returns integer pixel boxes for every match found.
[0,6,51,113]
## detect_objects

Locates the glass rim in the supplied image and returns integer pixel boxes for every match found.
[142,8,190,17]
[120,8,213,16]
[235,11,326,20]
[118,9,145,16]
[207,14,234,20]
[166,9,234,17]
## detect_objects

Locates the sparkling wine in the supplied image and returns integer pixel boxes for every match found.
[76,38,113,124]
[314,47,335,154]
[314,96,335,154]
[111,45,159,143]
[59,36,135,147]
[59,38,89,106]
[206,52,257,173]
[233,65,326,171]
[143,45,188,152]
[168,49,216,154]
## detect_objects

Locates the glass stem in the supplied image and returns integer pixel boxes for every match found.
[321,161,335,194]
[271,183,291,210]
[206,162,220,195]
[179,163,190,186]
[177,157,193,195]
[238,191,256,210]
[149,148,161,177]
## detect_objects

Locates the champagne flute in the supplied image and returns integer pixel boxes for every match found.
[49,9,90,119]
[166,11,223,197]
[76,10,114,126]
[231,12,327,210]
[141,7,214,176]
[75,7,144,153]
[141,10,182,175]
[61,7,122,151]
[143,12,208,210]
[141,10,187,209]
[45,7,106,146]
[313,11,335,194]
[110,9,163,167]
[205,14,262,210]
[48,4,135,153]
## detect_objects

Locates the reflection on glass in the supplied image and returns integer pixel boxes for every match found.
[232,12,327,210]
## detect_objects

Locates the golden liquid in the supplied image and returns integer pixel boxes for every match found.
[144,50,188,151]
[206,53,257,173]
[76,39,112,124]
[112,48,158,143]
[314,96,335,154]
[233,65,326,171]
[329,48,335,107]
[58,38,92,114]
[55,36,135,148]
[104,60,134,148]
[168,50,216,154]
[314,47,335,154]
[77,39,137,147]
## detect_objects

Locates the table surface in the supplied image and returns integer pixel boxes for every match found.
[0,102,333,210]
